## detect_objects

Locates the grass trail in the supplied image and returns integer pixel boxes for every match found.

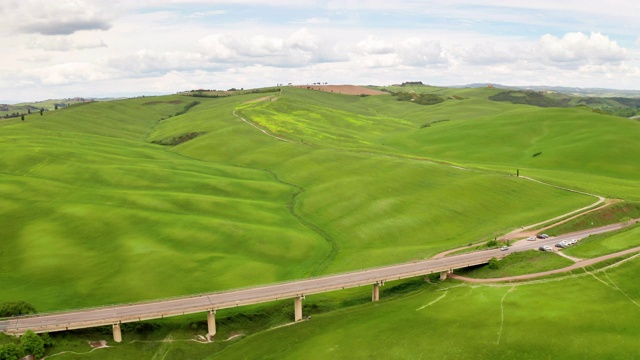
[416,290,448,311]
[496,286,515,345]
[603,272,640,308]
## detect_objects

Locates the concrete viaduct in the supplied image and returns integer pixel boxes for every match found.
[0,222,632,342]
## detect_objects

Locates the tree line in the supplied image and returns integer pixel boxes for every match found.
[3,108,47,120]
[0,301,50,359]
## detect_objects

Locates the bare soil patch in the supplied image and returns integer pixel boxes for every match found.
[89,340,108,348]
[293,85,388,96]
[243,96,272,104]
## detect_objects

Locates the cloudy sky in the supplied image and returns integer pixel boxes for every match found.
[2,0,640,102]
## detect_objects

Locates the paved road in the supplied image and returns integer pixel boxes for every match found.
[0,221,636,336]
[450,245,640,283]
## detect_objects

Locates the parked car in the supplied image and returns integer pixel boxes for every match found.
[500,246,509,251]
[539,245,553,251]
[527,236,536,241]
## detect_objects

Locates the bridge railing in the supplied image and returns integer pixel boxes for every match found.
[0,248,499,322]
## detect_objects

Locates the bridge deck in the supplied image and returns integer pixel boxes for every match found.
[1,222,631,336]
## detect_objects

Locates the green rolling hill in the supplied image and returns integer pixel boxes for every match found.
[1,85,638,359]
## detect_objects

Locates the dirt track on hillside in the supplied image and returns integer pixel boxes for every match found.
[449,246,640,283]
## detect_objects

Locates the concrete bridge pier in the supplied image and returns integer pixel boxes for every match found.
[112,323,122,343]
[440,269,452,281]
[372,281,384,302]
[207,310,216,339]
[294,295,305,321]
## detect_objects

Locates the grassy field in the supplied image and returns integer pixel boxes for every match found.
[454,250,574,278]
[150,89,596,271]
[0,87,627,312]
[46,255,640,359]
[544,201,640,235]
[382,104,640,199]
[562,224,640,259]
[203,256,640,360]
[363,85,640,200]
[0,98,97,119]
[0,94,331,310]
[1,85,639,358]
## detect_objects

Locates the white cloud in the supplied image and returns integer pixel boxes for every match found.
[457,42,518,65]
[397,38,448,66]
[353,36,448,67]
[303,17,331,25]
[356,36,394,55]
[107,50,211,75]
[2,1,640,102]
[7,0,115,35]
[536,32,627,67]
[199,34,238,60]
[26,36,106,51]
[200,33,289,60]
[26,62,115,85]
[287,28,318,52]
[199,28,343,67]
[189,10,228,17]
[239,35,285,58]
[20,54,54,63]
[453,32,628,71]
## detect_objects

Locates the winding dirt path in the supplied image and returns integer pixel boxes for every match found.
[232,95,629,276]
[499,176,607,239]
[554,251,583,263]
[232,110,293,143]
[433,186,614,260]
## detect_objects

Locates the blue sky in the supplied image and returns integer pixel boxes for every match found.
[1,0,639,102]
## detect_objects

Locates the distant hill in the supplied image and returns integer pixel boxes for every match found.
[392,82,640,117]
[455,83,640,98]
[1,97,100,119]
[486,90,640,117]
[292,84,388,96]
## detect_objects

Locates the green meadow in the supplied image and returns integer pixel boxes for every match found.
[203,256,640,360]
[1,89,599,310]
[48,255,640,359]
[383,104,640,199]
[545,201,640,235]
[562,224,640,259]
[1,85,639,358]
[455,250,574,278]
[0,96,331,310]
